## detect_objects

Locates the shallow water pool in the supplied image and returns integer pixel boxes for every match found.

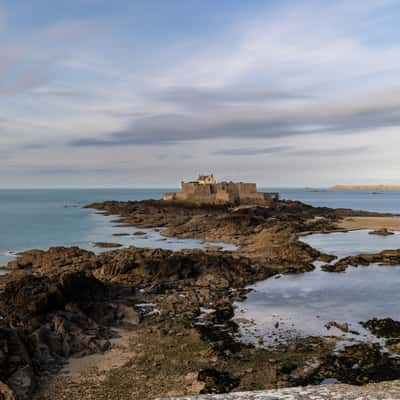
[302,229,400,259]
[235,230,400,347]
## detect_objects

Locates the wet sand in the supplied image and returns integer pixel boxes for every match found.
[338,216,400,231]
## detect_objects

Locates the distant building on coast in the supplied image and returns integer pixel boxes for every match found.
[163,174,279,205]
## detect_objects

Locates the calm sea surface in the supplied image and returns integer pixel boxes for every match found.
[2,188,400,344]
[0,188,238,267]
[0,189,167,267]
[2,188,400,267]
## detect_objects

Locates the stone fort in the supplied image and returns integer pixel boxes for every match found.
[163,174,278,205]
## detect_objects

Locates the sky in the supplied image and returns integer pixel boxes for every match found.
[1,0,400,188]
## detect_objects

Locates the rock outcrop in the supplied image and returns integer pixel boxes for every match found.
[368,228,395,236]
[0,268,130,398]
[1,198,399,399]
[361,318,400,353]
[321,249,400,272]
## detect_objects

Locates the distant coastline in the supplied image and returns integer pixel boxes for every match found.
[332,185,400,190]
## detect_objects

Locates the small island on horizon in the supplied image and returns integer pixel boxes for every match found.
[332,184,400,190]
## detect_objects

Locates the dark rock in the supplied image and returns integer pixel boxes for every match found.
[5,247,99,275]
[98,247,277,290]
[322,249,400,272]
[0,270,124,398]
[368,228,395,236]
[198,368,240,394]
[195,305,241,354]
[361,318,400,338]
[0,322,35,400]
[93,242,123,248]
[300,343,400,385]
[385,338,400,352]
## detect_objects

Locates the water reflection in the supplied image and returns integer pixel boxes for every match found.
[236,230,400,347]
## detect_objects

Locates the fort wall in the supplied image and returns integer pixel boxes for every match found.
[163,176,278,205]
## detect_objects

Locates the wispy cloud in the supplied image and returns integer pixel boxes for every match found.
[2,0,400,186]
[68,98,400,146]
[213,145,370,157]
[213,146,291,156]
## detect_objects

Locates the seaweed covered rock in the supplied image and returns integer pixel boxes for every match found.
[361,318,400,338]
[369,228,395,236]
[6,247,99,274]
[361,318,400,353]
[0,271,125,398]
[0,271,108,326]
[198,368,240,394]
[0,323,35,400]
[303,343,400,385]
[195,303,241,354]
[322,249,400,272]
[97,247,278,290]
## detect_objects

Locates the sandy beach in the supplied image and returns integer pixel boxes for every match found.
[338,216,400,231]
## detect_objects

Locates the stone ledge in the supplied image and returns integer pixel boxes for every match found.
[159,381,400,400]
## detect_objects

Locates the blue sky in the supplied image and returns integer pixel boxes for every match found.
[1,0,400,187]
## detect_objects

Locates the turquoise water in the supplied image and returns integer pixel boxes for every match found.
[0,189,166,267]
[0,188,241,268]
[1,188,400,268]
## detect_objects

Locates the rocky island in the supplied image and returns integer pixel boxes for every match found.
[2,176,400,399]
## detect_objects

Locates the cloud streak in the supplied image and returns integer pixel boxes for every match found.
[213,145,370,157]
[213,146,291,156]
[68,99,400,147]
[2,0,400,186]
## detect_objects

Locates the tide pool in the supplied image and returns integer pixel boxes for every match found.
[236,230,400,347]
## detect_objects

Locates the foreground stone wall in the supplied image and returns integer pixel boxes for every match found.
[160,380,400,400]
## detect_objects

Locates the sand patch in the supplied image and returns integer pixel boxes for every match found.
[60,328,133,381]
[338,216,400,231]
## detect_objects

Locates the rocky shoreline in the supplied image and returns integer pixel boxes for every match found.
[321,249,400,272]
[1,198,400,399]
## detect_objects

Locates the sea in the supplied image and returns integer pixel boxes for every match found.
[2,187,400,346]
[1,188,400,268]
[0,188,236,268]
